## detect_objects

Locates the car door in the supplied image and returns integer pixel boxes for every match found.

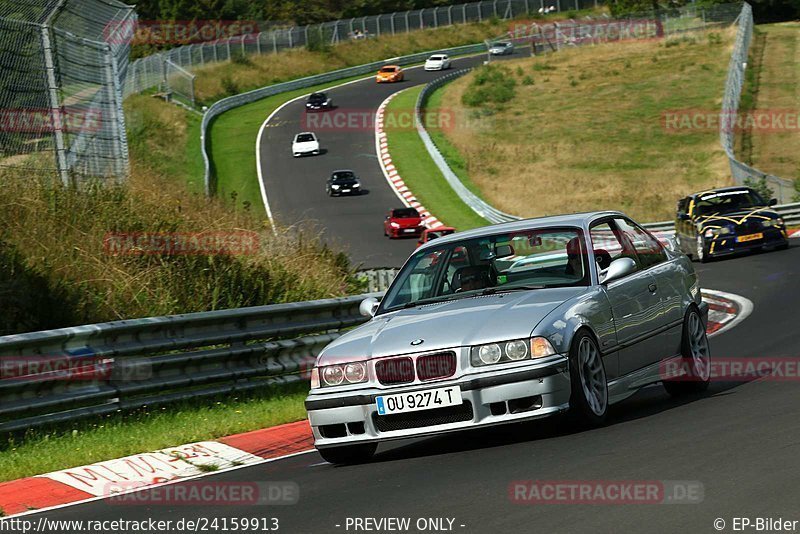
[614,218,683,358]
[591,220,663,377]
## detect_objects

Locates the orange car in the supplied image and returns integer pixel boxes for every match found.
[376,65,404,83]
[416,226,456,247]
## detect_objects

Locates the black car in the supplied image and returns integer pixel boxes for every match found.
[674,186,788,262]
[326,170,361,196]
[305,92,332,111]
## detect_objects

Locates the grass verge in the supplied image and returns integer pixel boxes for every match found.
[430,29,736,222]
[739,23,800,192]
[383,87,488,231]
[0,384,308,482]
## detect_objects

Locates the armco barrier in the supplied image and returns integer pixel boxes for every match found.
[416,68,521,225]
[0,293,380,433]
[0,282,755,434]
[201,43,486,197]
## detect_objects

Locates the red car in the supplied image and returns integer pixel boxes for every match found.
[416,226,456,247]
[383,207,423,238]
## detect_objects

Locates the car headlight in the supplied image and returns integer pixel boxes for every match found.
[315,362,368,388]
[353,182,360,187]
[390,222,400,228]
[331,184,340,189]
[762,218,784,227]
[470,337,555,367]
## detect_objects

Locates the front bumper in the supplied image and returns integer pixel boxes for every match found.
[388,226,423,238]
[293,148,320,157]
[707,227,788,257]
[305,356,571,449]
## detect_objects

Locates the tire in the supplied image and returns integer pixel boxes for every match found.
[663,307,711,397]
[317,443,377,465]
[695,234,709,263]
[568,331,608,426]
[776,240,789,251]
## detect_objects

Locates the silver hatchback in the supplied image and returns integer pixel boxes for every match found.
[305,212,711,464]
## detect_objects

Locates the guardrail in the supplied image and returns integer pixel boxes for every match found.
[416,68,522,225]
[0,279,751,434]
[201,43,487,196]
[0,293,380,433]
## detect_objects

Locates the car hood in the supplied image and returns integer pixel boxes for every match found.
[318,286,590,363]
[697,207,779,225]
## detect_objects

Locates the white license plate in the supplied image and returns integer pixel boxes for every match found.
[376,386,462,416]
[341,189,350,193]
[403,228,416,233]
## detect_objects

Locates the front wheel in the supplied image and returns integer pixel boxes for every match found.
[663,307,711,397]
[568,331,608,426]
[318,443,377,465]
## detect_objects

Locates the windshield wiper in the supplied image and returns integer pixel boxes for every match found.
[481,285,545,295]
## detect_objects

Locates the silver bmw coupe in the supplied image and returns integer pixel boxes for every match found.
[306,212,711,464]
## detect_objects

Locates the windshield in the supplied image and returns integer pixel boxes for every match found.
[308,93,325,101]
[380,67,397,72]
[295,134,315,143]
[392,208,420,219]
[380,227,589,313]
[429,56,443,60]
[694,189,765,216]
[331,172,355,182]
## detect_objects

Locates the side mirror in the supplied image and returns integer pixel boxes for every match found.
[359,297,380,318]
[769,198,778,207]
[494,244,515,259]
[599,257,637,285]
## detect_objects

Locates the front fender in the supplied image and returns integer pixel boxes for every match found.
[531,287,619,380]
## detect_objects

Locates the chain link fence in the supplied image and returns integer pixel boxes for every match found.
[124,0,605,101]
[722,2,795,202]
[0,0,135,183]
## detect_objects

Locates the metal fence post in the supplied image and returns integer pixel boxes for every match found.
[39,24,70,186]
[406,12,411,32]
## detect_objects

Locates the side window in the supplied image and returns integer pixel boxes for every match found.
[589,222,626,272]
[614,218,667,269]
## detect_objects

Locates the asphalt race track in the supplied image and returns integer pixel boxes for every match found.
[30,244,800,533]
[258,52,518,268]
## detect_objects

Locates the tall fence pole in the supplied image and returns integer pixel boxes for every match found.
[39,25,70,186]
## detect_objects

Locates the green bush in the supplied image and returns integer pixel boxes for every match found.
[744,176,775,201]
[461,64,517,107]
[221,76,239,96]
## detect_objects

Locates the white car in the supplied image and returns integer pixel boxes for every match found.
[292,132,320,157]
[489,41,515,56]
[424,54,451,71]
